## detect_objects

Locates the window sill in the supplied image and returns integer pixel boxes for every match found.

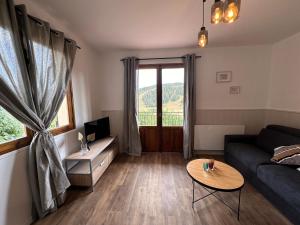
[50,124,76,136]
[0,136,32,156]
[0,125,75,156]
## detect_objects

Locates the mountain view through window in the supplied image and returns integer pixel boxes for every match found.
[138,67,184,126]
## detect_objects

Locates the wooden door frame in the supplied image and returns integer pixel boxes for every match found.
[138,63,184,152]
[139,63,184,69]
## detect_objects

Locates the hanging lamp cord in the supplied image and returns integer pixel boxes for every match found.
[202,0,206,27]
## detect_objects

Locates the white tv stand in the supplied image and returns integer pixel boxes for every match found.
[65,136,118,191]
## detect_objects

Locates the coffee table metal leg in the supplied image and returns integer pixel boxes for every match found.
[237,188,242,220]
[191,181,243,220]
[192,179,195,209]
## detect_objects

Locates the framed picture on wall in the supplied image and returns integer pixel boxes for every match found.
[230,86,241,95]
[216,71,232,83]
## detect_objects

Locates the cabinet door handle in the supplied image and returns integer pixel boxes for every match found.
[100,161,105,167]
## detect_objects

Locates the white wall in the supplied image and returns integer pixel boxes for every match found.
[267,32,300,112]
[0,1,99,225]
[94,45,272,112]
[264,31,300,128]
[0,130,81,225]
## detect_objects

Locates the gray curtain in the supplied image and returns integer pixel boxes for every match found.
[0,0,77,218]
[183,54,196,159]
[123,57,142,156]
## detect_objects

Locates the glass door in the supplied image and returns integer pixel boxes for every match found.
[138,68,157,126]
[138,67,159,152]
[162,67,184,127]
[161,66,184,152]
[137,64,184,152]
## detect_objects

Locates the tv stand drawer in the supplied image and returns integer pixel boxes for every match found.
[92,151,108,170]
[92,157,108,186]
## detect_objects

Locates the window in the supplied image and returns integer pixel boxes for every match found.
[0,26,75,155]
[162,68,184,126]
[49,83,75,136]
[138,68,157,126]
[0,83,75,155]
[0,107,26,144]
[0,107,32,155]
[137,64,184,127]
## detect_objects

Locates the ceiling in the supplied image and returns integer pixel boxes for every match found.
[32,0,300,50]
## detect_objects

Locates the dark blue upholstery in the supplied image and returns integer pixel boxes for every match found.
[267,125,300,138]
[226,143,271,174]
[224,125,300,225]
[257,164,300,214]
[256,128,300,154]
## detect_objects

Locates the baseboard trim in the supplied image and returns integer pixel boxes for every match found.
[193,150,224,155]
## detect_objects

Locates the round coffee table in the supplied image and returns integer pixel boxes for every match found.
[186,159,244,220]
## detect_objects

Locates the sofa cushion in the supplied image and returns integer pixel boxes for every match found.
[226,143,271,174]
[256,128,300,154]
[271,145,300,166]
[257,165,300,212]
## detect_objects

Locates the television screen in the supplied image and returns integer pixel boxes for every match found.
[84,117,110,143]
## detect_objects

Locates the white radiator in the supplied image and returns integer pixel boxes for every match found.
[194,125,245,151]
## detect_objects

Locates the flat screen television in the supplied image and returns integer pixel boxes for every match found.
[84,117,110,143]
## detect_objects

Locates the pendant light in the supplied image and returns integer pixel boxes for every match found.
[223,0,241,23]
[198,0,208,48]
[211,0,224,24]
[198,27,208,48]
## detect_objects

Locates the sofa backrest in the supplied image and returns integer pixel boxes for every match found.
[256,125,300,154]
[266,125,300,138]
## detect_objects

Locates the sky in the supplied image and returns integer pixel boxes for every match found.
[138,68,184,89]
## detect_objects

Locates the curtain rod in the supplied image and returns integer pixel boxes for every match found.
[28,15,82,50]
[15,7,81,50]
[120,55,201,62]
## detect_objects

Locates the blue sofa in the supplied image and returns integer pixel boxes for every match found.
[224,125,300,225]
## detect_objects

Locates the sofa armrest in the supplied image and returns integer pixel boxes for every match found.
[224,134,258,153]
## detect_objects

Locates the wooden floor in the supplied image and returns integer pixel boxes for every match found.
[35,153,291,225]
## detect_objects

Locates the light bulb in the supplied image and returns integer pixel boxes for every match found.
[198,27,208,48]
[223,0,241,23]
[212,7,223,24]
[199,35,207,47]
[211,0,224,24]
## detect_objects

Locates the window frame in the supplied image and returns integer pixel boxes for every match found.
[0,128,33,155]
[50,81,76,136]
[0,82,75,156]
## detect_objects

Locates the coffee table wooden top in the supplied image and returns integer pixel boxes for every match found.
[186,159,244,191]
